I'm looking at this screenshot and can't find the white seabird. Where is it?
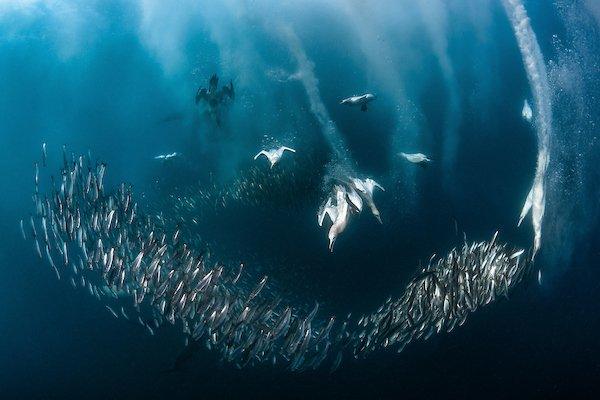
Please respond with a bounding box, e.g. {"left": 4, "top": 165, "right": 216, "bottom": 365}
{"left": 353, "top": 178, "right": 385, "bottom": 224}
{"left": 154, "top": 152, "right": 180, "bottom": 161}
{"left": 328, "top": 185, "right": 350, "bottom": 251}
{"left": 340, "top": 93, "right": 377, "bottom": 112}
{"left": 254, "top": 146, "right": 296, "bottom": 168}
{"left": 351, "top": 178, "right": 384, "bottom": 223}
{"left": 522, "top": 99, "right": 533, "bottom": 122}
{"left": 400, "top": 152, "right": 432, "bottom": 165}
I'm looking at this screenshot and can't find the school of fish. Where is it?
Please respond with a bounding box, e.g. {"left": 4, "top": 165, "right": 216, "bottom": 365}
{"left": 23, "top": 144, "right": 531, "bottom": 372}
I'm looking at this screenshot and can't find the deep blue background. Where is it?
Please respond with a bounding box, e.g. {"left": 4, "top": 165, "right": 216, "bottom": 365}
{"left": 0, "top": 1, "right": 599, "bottom": 398}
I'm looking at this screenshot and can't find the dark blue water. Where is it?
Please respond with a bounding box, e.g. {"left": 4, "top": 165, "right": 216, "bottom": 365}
{"left": 1, "top": 1, "right": 599, "bottom": 398}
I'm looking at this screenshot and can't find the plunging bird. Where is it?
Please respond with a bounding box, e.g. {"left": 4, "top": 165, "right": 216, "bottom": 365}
{"left": 400, "top": 152, "right": 432, "bottom": 165}
{"left": 253, "top": 146, "right": 296, "bottom": 168}
{"left": 351, "top": 177, "right": 385, "bottom": 223}
{"left": 340, "top": 93, "right": 376, "bottom": 111}
{"left": 154, "top": 152, "right": 180, "bottom": 161}
{"left": 328, "top": 185, "right": 350, "bottom": 251}
{"left": 195, "top": 74, "right": 235, "bottom": 127}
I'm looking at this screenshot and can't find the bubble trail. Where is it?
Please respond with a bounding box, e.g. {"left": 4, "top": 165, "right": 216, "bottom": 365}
{"left": 276, "top": 25, "right": 354, "bottom": 173}
{"left": 416, "top": 0, "right": 461, "bottom": 187}
{"left": 502, "top": 0, "right": 553, "bottom": 258}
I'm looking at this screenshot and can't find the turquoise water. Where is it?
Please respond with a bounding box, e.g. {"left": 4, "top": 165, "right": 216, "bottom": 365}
{"left": 0, "top": 1, "right": 599, "bottom": 398}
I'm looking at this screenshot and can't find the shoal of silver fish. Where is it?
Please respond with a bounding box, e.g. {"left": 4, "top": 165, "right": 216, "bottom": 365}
{"left": 24, "top": 145, "right": 531, "bottom": 372}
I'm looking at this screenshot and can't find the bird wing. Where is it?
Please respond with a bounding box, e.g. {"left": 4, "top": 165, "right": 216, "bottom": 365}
{"left": 254, "top": 151, "right": 267, "bottom": 160}
{"left": 317, "top": 208, "right": 326, "bottom": 226}
{"left": 281, "top": 146, "right": 296, "bottom": 153}
{"left": 318, "top": 198, "right": 338, "bottom": 226}
{"left": 346, "top": 189, "right": 363, "bottom": 211}
{"left": 372, "top": 179, "right": 385, "bottom": 192}
{"left": 154, "top": 155, "right": 165, "bottom": 160}
{"left": 351, "top": 178, "right": 366, "bottom": 193}
{"left": 325, "top": 206, "right": 338, "bottom": 225}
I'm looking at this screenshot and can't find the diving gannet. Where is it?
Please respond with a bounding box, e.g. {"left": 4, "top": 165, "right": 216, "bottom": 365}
{"left": 328, "top": 185, "right": 350, "bottom": 251}
{"left": 340, "top": 93, "right": 376, "bottom": 112}
{"left": 400, "top": 152, "right": 432, "bottom": 165}
{"left": 254, "top": 146, "right": 296, "bottom": 168}
{"left": 154, "top": 152, "right": 180, "bottom": 161}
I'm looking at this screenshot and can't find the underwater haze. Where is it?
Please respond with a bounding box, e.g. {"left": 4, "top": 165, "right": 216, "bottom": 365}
{"left": 1, "top": 0, "right": 599, "bottom": 398}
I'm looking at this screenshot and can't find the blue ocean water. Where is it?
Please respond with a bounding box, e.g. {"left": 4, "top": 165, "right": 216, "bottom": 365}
{"left": 0, "top": 1, "right": 598, "bottom": 398}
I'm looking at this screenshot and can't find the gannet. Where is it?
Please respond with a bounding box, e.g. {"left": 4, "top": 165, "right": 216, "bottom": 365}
{"left": 362, "top": 178, "right": 385, "bottom": 223}
{"left": 328, "top": 185, "right": 350, "bottom": 251}
{"left": 195, "top": 74, "right": 235, "bottom": 127}
{"left": 340, "top": 93, "right": 376, "bottom": 112}
{"left": 351, "top": 178, "right": 384, "bottom": 223}
{"left": 254, "top": 146, "right": 296, "bottom": 168}
{"left": 154, "top": 152, "right": 180, "bottom": 161}
{"left": 400, "top": 152, "right": 432, "bottom": 165}
{"left": 522, "top": 99, "right": 533, "bottom": 122}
